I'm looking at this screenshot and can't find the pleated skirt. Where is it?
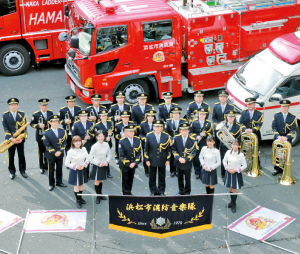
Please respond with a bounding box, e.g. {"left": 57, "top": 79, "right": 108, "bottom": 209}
{"left": 68, "top": 168, "right": 88, "bottom": 186}
{"left": 224, "top": 171, "right": 244, "bottom": 189}
{"left": 201, "top": 168, "right": 218, "bottom": 185}
{"left": 90, "top": 165, "right": 108, "bottom": 181}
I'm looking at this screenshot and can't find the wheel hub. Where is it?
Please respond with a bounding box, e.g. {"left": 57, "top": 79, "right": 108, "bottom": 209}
{"left": 124, "top": 84, "right": 144, "bottom": 104}
{"left": 4, "top": 51, "right": 24, "bottom": 70}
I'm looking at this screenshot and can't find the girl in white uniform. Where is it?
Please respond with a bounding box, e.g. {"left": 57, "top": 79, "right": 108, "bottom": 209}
{"left": 65, "top": 136, "right": 89, "bottom": 208}
{"left": 89, "top": 131, "right": 111, "bottom": 204}
{"left": 199, "top": 136, "right": 221, "bottom": 194}
{"left": 223, "top": 139, "right": 247, "bottom": 213}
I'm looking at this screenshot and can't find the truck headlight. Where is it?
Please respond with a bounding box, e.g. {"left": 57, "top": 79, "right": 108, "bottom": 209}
{"left": 82, "top": 90, "right": 89, "bottom": 97}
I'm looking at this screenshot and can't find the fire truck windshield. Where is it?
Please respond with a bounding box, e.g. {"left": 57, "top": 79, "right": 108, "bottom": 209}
{"left": 73, "top": 28, "right": 93, "bottom": 55}
{"left": 236, "top": 56, "right": 283, "bottom": 96}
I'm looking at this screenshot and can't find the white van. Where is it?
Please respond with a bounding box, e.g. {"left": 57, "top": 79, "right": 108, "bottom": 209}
{"left": 226, "top": 31, "right": 300, "bottom": 145}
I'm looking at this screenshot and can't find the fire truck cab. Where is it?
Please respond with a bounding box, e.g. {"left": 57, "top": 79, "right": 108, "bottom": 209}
{"left": 227, "top": 32, "right": 300, "bottom": 145}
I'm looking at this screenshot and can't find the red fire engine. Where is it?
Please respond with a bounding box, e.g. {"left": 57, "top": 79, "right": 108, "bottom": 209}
{"left": 60, "top": 0, "right": 300, "bottom": 104}
{"left": 0, "top": 0, "right": 72, "bottom": 76}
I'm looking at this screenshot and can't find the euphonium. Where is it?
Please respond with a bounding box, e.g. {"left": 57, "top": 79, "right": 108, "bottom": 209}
{"left": 0, "top": 122, "right": 30, "bottom": 153}
{"left": 272, "top": 139, "right": 296, "bottom": 185}
{"left": 241, "top": 132, "right": 262, "bottom": 177}
{"left": 216, "top": 121, "right": 235, "bottom": 149}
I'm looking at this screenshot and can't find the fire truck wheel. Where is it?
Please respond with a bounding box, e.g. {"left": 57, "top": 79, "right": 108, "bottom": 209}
{"left": 0, "top": 44, "right": 31, "bottom": 76}
{"left": 118, "top": 79, "right": 150, "bottom": 104}
{"left": 291, "top": 127, "right": 300, "bottom": 146}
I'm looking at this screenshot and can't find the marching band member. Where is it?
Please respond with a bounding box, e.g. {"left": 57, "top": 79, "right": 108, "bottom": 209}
{"left": 131, "top": 92, "right": 154, "bottom": 125}
{"left": 2, "top": 98, "right": 28, "bottom": 180}
{"left": 114, "top": 111, "right": 136, "bottom": 164}
{"left": 30, "top": 98, "right": 53, "bottom": 174}
{"left": 172, "top": 122, "right": 198, "bottom": 195}
{"left": 158, "top": 92, "right": 177, "bottom": 121}
{"left": 108, "top": 91, "right": 131, "bottom": 123}
{"left": 199, "top": 136, "right": 221, "bottom": 194}
{"left": 164, "top": 106, "right": 186, "bottom": 178}
{"left": 59, "top": 95, "right": 81, "bottom": 153}
{"left": 139, "top": 109, "right": 156, "bottom": 177}
{"left": 239, "top": 97, "right": 264, "bottom": 168}
{"left": 190, "top": 108, "right": 213, "bottom": 179}
{"left": 219, "top": 110, "right": 242, "bottom": 181}
{"left": 43, "top": 115, "right": 67, "bottom": 191}
{"left": 65, "top": 136, "right": 89, "bottom": 208}
{"left": 86, "top": 94, "right": 106, "bottom": 123}
{"left": 271, "top": 99, "right": 298, "bottom": 176}
{"left": 118, "top": 124, "right": 142, "bottom": 195}
{"left": 186, "top": 90, "right": 211, "bottom": 120}
{"left": 72, "top": 110, "right": 94, "bottom": 179}
{"left": 144, "top": 120, "right": 171, "bottom": 196}
{"left": 212, "top": 90, "right": 234, "bottom": 148}
{"left": 94, "top": 109, "right": 113, "bottom": 178}
{"left": 89, "top": 131, "right": 111, "bottom": 204}
{"left": 223, "top": 139, "right": 247, "bottom": 213}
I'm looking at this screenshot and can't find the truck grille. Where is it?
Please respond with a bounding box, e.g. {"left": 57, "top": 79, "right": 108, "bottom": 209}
{"left": 66, "top": 57, "right": 80, "bottom": 84}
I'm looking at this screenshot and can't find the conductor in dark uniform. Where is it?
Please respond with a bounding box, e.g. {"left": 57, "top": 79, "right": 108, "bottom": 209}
{"left": 186, "top": 90, "right": 211, "bottom": 120}
{"left": 172, "top": 122, "right": 198, "bottom": 195}
{"left": 43, "top": 115, "right": 67, "bottom": 191}
{"left": 2, "top": 98, "right": 28, "bottom": 180}
{"left": 59, "top": 95, "right": 81, "bottom": 153}
{"left": 86, "top": 94, "right": 107, "bottom": 123}
{"left": 118, "top": 124, "right": 142, "bottom": 195}
{"left": 158, "top": 92, "right": 178, "bottom": 121}
{"left": 131, "top": 93, "right": 154, "bottom": 125}
{"left": 164, "top": 106, "right": 186, "bottom": 177}
{"left": 190, "top": 108, "right": 213, "bottom": 179}
{"left": 144, "top": 120, "right": 171, "bottom": 196}
{"left": 108, "top": 91, "right": 131, "bottom": 123}
{"left": 272, "top": 100, "right": 298, "bottom": 175}
{"left": 30, "top": 98, "right": 53, "bottom": 174}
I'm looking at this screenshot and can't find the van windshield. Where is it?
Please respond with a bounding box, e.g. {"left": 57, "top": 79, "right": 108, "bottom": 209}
{"left": 236, "top": 56, "right": 283, "bottom": 96}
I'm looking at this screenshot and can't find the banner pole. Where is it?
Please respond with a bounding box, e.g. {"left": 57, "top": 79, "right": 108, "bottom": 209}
{"left": 224, "top": 194, "right": 231, "bottom": 253}
{"left": 16, "top": 209, "right": 29, "bottom": 254}
{"left": 261, "top": 241, "right": 298, "bottom": 254}
{"left": 92, "top": 195, "right": 96, "bottom": 251}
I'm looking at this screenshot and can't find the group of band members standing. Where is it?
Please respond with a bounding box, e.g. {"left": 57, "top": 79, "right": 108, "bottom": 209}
{"left": 1, "top": 88, "right": 298, "bottom": 212}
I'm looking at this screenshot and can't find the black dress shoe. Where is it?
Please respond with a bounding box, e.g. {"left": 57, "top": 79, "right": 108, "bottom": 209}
{"left": 21, "top": 172, "right": 28, "bottom": 178}
{"left": 272, "top": 170, "right": 279, "bottom": 176}
{"left": 227, "top": 202, "right": 232, "bottom": 208}
{"left": 56, "top": 183, "right": 67, "bottom": 187}
{"left": 40, "top": 169, "right": 45, "bottom": 174}
{"left": 79, "top": 199, "right": 86, "bottom": 204}
{"left": 76, "top": 201, "right": 82, "bottom": 208}
{"left": 49, "top": 186, "right": 54, "bottom": 191}
{"left": 150, "top": 193, "right": 155, "bottom": 196}
{"left": 145, "top": 173, "right": 149, "bottom": 177}
{"left": 101, "top": 196, "right": 107, "bottom": 200}
{"left": 195, "top": 174, "right": 200, "bottom": 179}
{"left": 170, "top": 172, "right": 175, "bottom": 178}
{"left": 10, "top": 173, "right": 15, "bottom": 180}
{"left": 231, "top": 204, "right": 236, "bottom": 213}
{"left": 95, "top": 197, "right": 101, "bottom": 204}
{"left": 176, "top": 193, "right": 183, "bottom": 196}
{"left": 107, "top": 174, "right": 113, "bottom": 178}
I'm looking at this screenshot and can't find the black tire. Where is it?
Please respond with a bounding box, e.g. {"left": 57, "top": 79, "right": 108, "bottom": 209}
{"left": 0, "top": 44, "right": 31, "bottom": 76}
{"left": 291, "top": 126, "right": 300, "bottom": 146}
{"left": 118, "top": 79, "right": 150, "bottom": 104}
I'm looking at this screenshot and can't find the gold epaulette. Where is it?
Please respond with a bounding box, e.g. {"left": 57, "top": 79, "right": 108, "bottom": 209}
{"left": 133, "top": 103, "right": 138, "bottom": 107}
{"left": 180, "top": 118, "right": 185, "bottom": 121}
{"left": 95, "top": 121, "right": 101, "bottom": 125}
{"left": 18, "top": 110, "right": 24, "bottom": 113}
{"left": 189, "top": 135, "right": 196, "bottom": 140}
{"left": 192, "top": 119, "right": 198, "bottom": 122}
{"left": 111, "top": 104, "right": 116, "bottom": 107}
{"left": 87, "top": 119, "right": 94, "bottom": 122}
{"left": 3, "top": 111, "right": 9, "bottom": 114}
{"left": 173, "top": 103, "right": 178, "bottom": 106}
{"left": 206, "top": 119, "right": 212, "bottom": 123}
{"left": 120, "top": 137, "right": 126, "bottom": 141}
{"left": 242, "top": 109, "right": 247, "bottom": 111}
{"left": 34, "top": 110, "right": 39, "bottom": 114}
{"left": 141, "top": 120, "right": 147, "bottom": 123}
{"left": 116, "top": 121, "right": 122, "bottom": 125}
{"left": 175, "top": 134, "right": 181, "bottom": 137}
{"left": 228, "top": 103, "right": 234, "bottom": 106}
{"left": 74, "top": 120, "right": 80, "bottom": 123}
{"left": 215, "top": 102, "right": 220, "bottom": 105}
{"left": 107, "top": 120, "right": 112, "bottom": 122}
{"left": 60, "top": 106, "right": 66, "bottom": 109}
{"left": 290, "top": 112, "right": 296, "bottom": 116}
{"left": 129, "top": 121, "right": 134, "bottom": 123}
{"left": 159, "top": 103, "right": 164, "bottom": 106}
{"left": 125, "top": 103, "right": 131, "bottom": 106}
{"left": 48, "top": 110, "right": 53, "bottom": 112}
{"left": 203, "top": 101, "right": 209, "bottom": 105}
{"left": 146, "top": 103, "right": 152, "bottom": 106}
{"left": 148, "top": 131, "right": 154, "bottom": 134}
{"left": 256, "top": 110, "right": 262, "bottom": 113}
{"left": 189, "top": 101, "right": 194, "bottom": 105}
{"left": 166, "top": 118, "right": 172, "bottom": 121}
{"left": 59, "top": 127, "right": 65, "bottom": 130}
{"left": 86, "top": 106, "right": 92, "bottom": 109}
{"left": 101, "top": 105, "right": 107, "bottom": 108}
{"left": 75, "top": 105, "right": 81, "bottom": 108}
{"left": 275, "top": 111, "right": 281, "bottom": 114}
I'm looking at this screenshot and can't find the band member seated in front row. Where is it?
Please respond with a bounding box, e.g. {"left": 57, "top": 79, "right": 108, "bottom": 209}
{"left": 144, "top": 120, "right": 171, "bottom": 196}
{"left": 94, "top": 110, "right": 113, "bottom": 178}
{"left": 72, "top": 110, "right": 95, "bottom": 179}
{"left": 223, "top": 139, "right": 247, "bottom": 213}
{"left": 89, "top": 131, "right": 111, "bottom": 204}
{"left": 118, "top": 124, "right": 142, "bottom": 195}
{"left": 65, "top": 136, "right": 89, "bottom": 208}
{"left": 190, "top": 108, "right": 213, "bottom": 179}
{"left": 271, "top": 99, "right": 298, "bottom": 176}
{"left": 158, "top": 92, "right": 178, "bottom": 121}
{"left": 43, "top": 115, "right": 67, "bottom": 191}
{"left": 172, "top": 122, "right": 198, "bottom": 195}
{"left": 2, "top": 98, "right": 28, "bottom": 180}
{"left": 164, "top": 106, "right": 186, "bottom": 178}
{"left": 199, "top": 136, "right": 221, "bottom": 194}
{"left": 139, "top": 109, "right": 156, "bottom": 177}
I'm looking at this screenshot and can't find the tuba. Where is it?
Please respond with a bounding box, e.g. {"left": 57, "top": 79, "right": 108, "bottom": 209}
{"left": 241, "top": 133, "right": 262, "bottom": 177}
{"left": 272, "top": 139, "right": 296, "bottom": 185}
{"left": 216, "top": 121, "right": 235, "bottom": 149}
{"left": 0, "top": 122, "right": 30, "bottom": 153}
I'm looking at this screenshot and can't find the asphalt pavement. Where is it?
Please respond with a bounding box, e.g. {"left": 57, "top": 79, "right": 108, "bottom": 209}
{"left": 0, "top": 63, "right": 299, "bottom": 254}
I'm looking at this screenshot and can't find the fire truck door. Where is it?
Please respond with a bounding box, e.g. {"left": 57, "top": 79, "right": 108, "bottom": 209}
{"left": 0, "top": 17, "right": 4, "bottom": 37}
{"left": 141, "top": 20, "right": 176, "bottom": 72}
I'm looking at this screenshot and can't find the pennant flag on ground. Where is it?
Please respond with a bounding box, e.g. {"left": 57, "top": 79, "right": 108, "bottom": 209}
{"left": 0, "top": 209, "right": 24, "bottom": 233}
{"left": 23, "top": 210, "right": 87, "bottom": 233}
{"left": 228, "top": 206, "right": 295, "bottom": 241}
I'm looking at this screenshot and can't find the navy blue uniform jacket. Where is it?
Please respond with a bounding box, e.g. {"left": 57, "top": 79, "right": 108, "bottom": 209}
{"left": 272, "top": 112, "right": 297, "bottom": 141}
{"left": 118, "top": 137, "right": 142, "bottom": 169}
{"left": 30, "top": 110, "right": 53, "bottom": 142}
{"left": 43, "top": 128, "right": 67, "bottom": 159}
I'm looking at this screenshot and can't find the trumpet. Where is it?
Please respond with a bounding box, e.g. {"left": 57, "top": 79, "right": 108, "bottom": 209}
{"left": 65, "top": 112, "right": 72, "bottom": 135}
{"left": 241, "top": 132, "right": 262, "bottom": 177}
{"left": 38, "top": 115, "right": 44, "bottom": 135}
{"left": 272, "top": 139, "right": 296, "bottom": 185}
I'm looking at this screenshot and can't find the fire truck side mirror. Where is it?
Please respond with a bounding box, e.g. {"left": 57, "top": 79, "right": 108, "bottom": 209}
{"left": 59, "top": 32, "right": 68, "bottom": 42}
{"left": 71, "top": 37, "right": 79, "bottom": 49}
{"left": 269, "top": 93, "right": 282, "bottom": 102}
{"left": 64, "top": 5, "right": 69, "bottom": 17}
{"left": 68, "top": 49, "right": 76, "bottom": 59}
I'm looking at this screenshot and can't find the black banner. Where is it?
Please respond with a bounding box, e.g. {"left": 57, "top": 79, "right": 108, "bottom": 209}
{"left": 109, "top": 195, "right": 213, "bottom": 238}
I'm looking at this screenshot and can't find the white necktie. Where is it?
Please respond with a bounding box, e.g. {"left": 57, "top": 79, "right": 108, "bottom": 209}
{"left": 149, "top": 123, "right": 152, "bottom": 130}
{"left": 53, "top": 129, "right": 58, "bottom": 137}
{"left": 183, "top": 138, "right": 186, "bottom": 146}
{"left": 83, "top": 123, "right": 86, "bottom": 130}
{"left": 12, "top": 113, "right": 16, "bottom": 121}
{"left": 130, "top": 139, "right": 133, "bottom": 147}
{"left": 141, "top": 106, "right": 144, "bottom": 113}
{"left": 200, "top": 121, "right": 203, "bottom": 129}
{"left": 43, "top": 112, "right": 47, "bottom": 119}
{"left": 228, "top": 124, "right": 232, "bottom": 131}
{"left": 284, "top": 115, "right": 287, "bottom": 123}
{"left": 175, "top": 121, "right": 178, "bottom": 130}
{"left": 250, "top": 111, "right": 253, "bottom": 119}
{"left": 70, "top": 109, "right": 74, "bottom": 117}
{"left": 222, "top": 106, "right": 225, "bottom": 113}
{"left": 156, "top": 134, "right": 160, "bottom": 143}
{"left": 166, "top": 105, "right": 170, "bottom": 113}
{"left": 119, "top": 105, "right": 123, "bottom": 112}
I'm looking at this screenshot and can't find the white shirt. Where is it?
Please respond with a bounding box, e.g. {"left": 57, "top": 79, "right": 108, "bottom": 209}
{"left": 65, "top": 147, "right": 89, "bottom": 170}
{"left": 140, "top": 105, "right": 145, "bottom": 113}
{"left": 94, "top": 106, "right": 99, "bottom": 114}
{"left": 223, "top": 150, "right": 247, "bottom": 173}
{"left": 10, "top": 111, "right": 17, "bottom": 121}
{"left": 68, "top": 107, "right": 74, "bottom": 116}
{"left": 221, "top": 103, "right": 227, "bottom": 113}
{"left": 89, "top": 142, "right": 111, "bottom": 166}
{"left": 127, "top": 137, "right": 134, "bottom": 146}
{"left": 199, "top": 120, "right": 204, "bottom": 128}
{"left": 199, "top": 146, "right": 221, "bottom": 172}
{"left": 51, "top": 127, "right": 58, "bottom": 137}
{"left": 41, "top": 110, "right": 47, "bottom": 119}
{"left": 249, "top": 110, "right": 254, "bottom": 119}
{"left": 118, "top": 104, "right": 124, "bottom": 112}
{"left": 173, "top": 119, "right": 179, "bottom": 130}
{"left": 182, "top": 136, "right": 188, "bottom": 146}
{"left": 196, "top": 102, "right": 202, "bottom": 109}
{"left": 282, "top": 113, "right": 288, "bottom": 122}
